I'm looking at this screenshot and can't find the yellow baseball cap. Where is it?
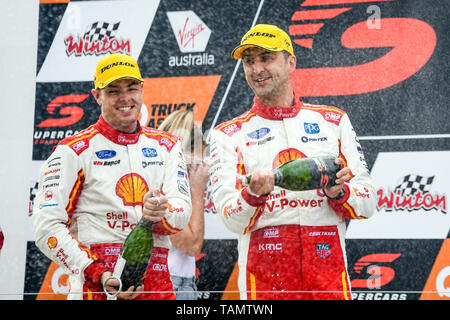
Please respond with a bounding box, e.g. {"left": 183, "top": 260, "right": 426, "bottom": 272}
{"left": 93, "top": 53, "right": 144, "bottom": 89}
{"left": 231, "top": 24, "right": 294, "bottom": 59}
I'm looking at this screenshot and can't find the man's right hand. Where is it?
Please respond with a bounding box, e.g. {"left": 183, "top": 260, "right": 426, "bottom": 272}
{"left": 241, "top": 170, "right": 275, "bottom": 196}
{"left": 101, "top": 271, "right": 144, "bottom": 300}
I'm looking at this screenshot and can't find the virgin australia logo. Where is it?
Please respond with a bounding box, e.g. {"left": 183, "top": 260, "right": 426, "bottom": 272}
{"left": 166, "top": 10, "right": 214, "bottom": 67}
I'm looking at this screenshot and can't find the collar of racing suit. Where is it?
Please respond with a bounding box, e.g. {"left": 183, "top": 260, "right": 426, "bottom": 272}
{"left": 94, "top": 115, "right": 141, "bottom": 145}
{"left": 250, "top": 93, "right": 302, "bottom": 120}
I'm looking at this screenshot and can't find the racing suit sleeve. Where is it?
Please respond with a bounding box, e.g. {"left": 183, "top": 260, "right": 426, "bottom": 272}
{"left": 209, "top": 129, "right": 267, "bottom": 235}
{"left": 154, "top": 140, "right": 192, "bottom": 235}
{"left": 33, "top": 145, "right": 100, "bottom": 283}
{"left": 327, "top": 113, "right": 376, "bottom": 219}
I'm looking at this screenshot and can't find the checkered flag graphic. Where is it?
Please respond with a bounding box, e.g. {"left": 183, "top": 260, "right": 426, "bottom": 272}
{"left": 84, "top": 21, "right": 120, "bottom": 42}
{"left": 394, "top": 174, "right": 434, "bottom": 196}
{"left": 29, "top": 181, "right": 39, "bottom": 216}
{"left": 30, "top": 181, "right": 39, "bottom": 202}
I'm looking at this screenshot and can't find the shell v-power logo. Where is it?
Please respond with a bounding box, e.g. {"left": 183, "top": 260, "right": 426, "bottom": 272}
{"left": 289, "top": 0, "right": 437, "bottom": 96}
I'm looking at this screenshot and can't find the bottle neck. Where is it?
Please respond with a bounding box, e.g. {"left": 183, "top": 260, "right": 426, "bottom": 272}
{"left": 272, "top": 168, "right": 283, "bottom": 186}
{"left": 139, "top": 217, "right": 154, "bottom": 230}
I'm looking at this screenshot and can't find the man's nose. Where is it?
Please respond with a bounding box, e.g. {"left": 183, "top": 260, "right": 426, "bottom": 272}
{"left": 252, "top": 60, "right": 265, "bottom": 74}
{"left": 118, "top": 90, "right": 130, "bottom": 101}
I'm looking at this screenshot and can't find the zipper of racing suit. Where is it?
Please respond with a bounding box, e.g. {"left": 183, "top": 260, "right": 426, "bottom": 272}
{"left": 282, "top": 116, "right": 304, "bottom": 284}
{"left": 126, "top": 142, "right": 142, "bottom": 225}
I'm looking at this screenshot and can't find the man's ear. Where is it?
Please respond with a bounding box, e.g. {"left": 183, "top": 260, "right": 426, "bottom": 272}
{"left": 91, "top": 88, "right": 102, "bottom": 106}
{"left": 288, "top": 54, "right": 297, "bottom": 74}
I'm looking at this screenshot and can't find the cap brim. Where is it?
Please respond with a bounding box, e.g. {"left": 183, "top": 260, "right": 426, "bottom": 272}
{"left": 97, "top": 75, "right": 144, "bottom": 89}
{"left": 231, "top": 43, "right": 284, "bottom": 59}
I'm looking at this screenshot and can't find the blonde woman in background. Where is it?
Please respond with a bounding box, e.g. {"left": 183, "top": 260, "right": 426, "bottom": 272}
{"left": 158, "top": 110, "right": 209, "bottom": 300}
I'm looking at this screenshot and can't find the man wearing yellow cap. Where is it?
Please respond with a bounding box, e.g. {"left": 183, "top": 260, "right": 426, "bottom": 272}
{"left": 209, "top": 24, "right": 375, "bottom": 300}
{"left": 33, "top": 53, "right": 192, "bottom": 300}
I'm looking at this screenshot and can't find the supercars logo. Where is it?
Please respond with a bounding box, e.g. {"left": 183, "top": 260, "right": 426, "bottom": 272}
{"left": 37, "top": 94, "right": 89, "bottom": 128}
{"left": 290, "top": 0, "right": 437, "bottom": 96}
{"left": 351, "top": 253, "right": 401, "bottom": 289}
{"left": 34, "top": 94, "right": 90, "bottom": 146}
{"left": 115, "top": 173, "right": 149, "bottom": 206}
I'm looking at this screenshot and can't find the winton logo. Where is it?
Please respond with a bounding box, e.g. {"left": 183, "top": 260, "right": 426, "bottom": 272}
{"left": 65, "top": 21, "right": 131, "bottom": 57}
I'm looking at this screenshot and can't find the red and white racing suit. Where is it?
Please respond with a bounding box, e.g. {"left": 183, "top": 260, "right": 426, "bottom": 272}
{"left": 209, "top": 95, "right": 376, "bottom": 300}
{"left": 33, "top": 116, "right": 192, "bottom": 300}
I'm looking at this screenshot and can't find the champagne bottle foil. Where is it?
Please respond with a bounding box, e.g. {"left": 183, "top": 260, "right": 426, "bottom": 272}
{"left": 307, "top": 157, "right": 338, "bottom": 189}
{"left": 273, "top": 169, "right": 284, "bottom": 186}
{"left": 139, "top": 216, "right": 154, "bottom": 230}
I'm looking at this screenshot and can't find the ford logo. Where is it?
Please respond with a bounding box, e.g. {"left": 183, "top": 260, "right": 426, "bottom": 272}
{"left": 247, "top": 127, "right": 270, "bottom": 139}
{"left": 95, "top": 150, "right": 116, "bottom": 159}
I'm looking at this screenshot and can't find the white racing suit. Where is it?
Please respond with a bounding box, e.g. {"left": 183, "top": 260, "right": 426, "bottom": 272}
{"left": 209, "top": 95, "right": 376, "bottom": 300}
{"left": 33, "top": 115, "right": 192, "bottom": 300}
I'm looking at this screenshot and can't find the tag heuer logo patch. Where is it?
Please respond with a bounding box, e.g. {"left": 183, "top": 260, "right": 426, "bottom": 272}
{"left": 316, "top": 243, "right": 331, "bottom": 259}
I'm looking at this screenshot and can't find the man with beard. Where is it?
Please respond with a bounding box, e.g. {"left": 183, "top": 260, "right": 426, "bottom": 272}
{"left": 209, "top": 24, "right": 375, "bottom": 300}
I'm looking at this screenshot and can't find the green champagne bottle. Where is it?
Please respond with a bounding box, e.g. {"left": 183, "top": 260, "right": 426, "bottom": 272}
{"left": 245, "top": 156, "right": 340, "bottom": 191}
{"left": 114, "top": 216, "right": 154, "bottom": 290}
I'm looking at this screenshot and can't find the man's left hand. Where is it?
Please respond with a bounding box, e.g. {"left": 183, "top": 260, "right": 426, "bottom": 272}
{"left": 324, "top": 158, "right": 351, "bottom": 198}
